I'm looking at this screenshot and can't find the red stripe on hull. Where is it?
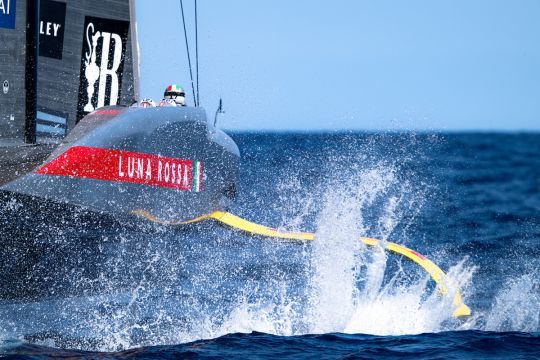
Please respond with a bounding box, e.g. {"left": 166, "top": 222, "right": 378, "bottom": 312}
{"left": 92, "top": 109, "right": 122, "bottom": 116}
{"left": 36, "top": 146, "right": 200, "bottom": 191}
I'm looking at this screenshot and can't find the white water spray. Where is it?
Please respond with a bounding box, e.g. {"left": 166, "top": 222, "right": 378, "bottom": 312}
{"left": 484, "top": 273, "right": 539, "bottom": 332}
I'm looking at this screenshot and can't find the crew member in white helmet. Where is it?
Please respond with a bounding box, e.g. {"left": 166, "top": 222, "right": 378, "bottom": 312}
{"left": 138, "top": 98, "right": 156, "bottom": 108}
{"left": 160, "top": 84, "right": 186, "bottom": 106}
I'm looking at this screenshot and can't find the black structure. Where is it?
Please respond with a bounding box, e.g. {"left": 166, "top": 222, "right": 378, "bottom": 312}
{"left": 0, "top": 0, "right": 139, "bottom": 143}
{"left": 24, "top": 0, "right": 39, "bottom": 144}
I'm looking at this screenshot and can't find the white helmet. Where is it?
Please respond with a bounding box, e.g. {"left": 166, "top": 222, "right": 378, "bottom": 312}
{"left": 139, "top": 98, "right": 156, "bottom": 108}
{"left": 164, "top": 84, "right": 186, "bottom": 106}
{"left": 158, "top": 99, "right": 177, "bottom": 107}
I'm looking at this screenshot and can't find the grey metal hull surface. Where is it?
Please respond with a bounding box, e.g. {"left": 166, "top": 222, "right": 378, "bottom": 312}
{"left": 1, "top": 106, "right": 240, "bottom": 222}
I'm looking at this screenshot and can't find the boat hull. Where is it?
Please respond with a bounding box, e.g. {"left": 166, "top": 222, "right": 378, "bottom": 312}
{"left": 1, "top": 106, "right": 240, "bottom": 222}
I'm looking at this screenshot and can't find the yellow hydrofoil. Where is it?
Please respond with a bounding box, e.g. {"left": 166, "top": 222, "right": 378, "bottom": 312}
{"left": 132, "top": 209, "right": 471, "bottom": 318}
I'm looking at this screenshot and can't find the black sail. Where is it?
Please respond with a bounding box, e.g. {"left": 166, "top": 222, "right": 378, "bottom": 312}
{"left": 0, "top": 0, "right": 139, "bottom": 182}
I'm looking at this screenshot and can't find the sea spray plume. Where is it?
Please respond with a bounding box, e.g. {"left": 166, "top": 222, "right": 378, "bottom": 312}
{"left": 211, "top": 148, "right": 457, "bottom": 337}
{"left": 196, "top": 164, "right": 405, "bottom": 338}
{"left": 201, "top": 163, "right": 438, "bottom": 338}
{"left": 298, "top": 152, "right": 475, "bottom": 335}
{"left": 306, "top": 167, "right": 396, "bottom": 334}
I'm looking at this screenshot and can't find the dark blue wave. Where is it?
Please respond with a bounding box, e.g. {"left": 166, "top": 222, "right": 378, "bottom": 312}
{"left": 2, "top": 331, "right": 540, "bottom": 359}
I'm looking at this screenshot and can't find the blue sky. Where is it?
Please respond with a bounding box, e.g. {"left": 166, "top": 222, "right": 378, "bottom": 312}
{"left": 136, "top": 0, "right": 540, "bottom": 131}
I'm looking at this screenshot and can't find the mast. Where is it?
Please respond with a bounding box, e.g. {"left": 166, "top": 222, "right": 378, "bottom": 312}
{"left": 195, "top": 0, "right": 199, "bottom": 106}
{"left": 24, "top": 0, "right": 40, "bottom": 144}
{"left": 129, "top": 0, "right": 140, "bottom": 101}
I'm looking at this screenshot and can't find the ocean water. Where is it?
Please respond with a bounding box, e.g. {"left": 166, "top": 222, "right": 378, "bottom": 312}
{"left": 0, "top": 132, "right": 538, "bottom": 359}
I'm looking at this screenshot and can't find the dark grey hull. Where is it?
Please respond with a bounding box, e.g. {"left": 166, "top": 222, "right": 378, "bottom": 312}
{"left": 1, "top": 106, "right": 240, "bottom": 222}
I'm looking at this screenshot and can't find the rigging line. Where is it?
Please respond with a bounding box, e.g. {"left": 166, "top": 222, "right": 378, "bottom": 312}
{"left": 179, "top": 0, "right": 197, "bottom": 106}
{"left": 195, "top": 0, "right": 200, "bottom": 107}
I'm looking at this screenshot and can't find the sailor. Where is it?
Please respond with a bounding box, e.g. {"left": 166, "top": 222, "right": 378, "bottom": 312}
{"left": 157, "top": 98, "right": 177, "bottom": 107}
{"left": 162, "top": 84, "right": 186, "bottom": 106}
{"left": 138, "top": 98, "right": 156, "bottom": 108}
